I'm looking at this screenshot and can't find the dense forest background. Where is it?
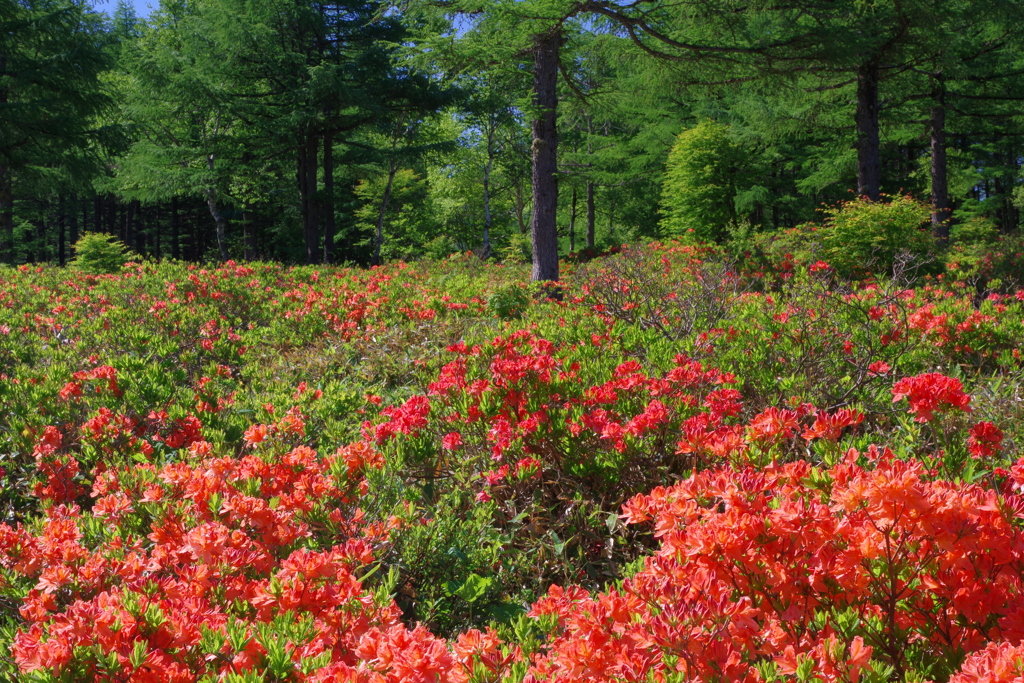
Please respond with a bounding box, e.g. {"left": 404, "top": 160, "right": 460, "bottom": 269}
{"left": 2, "top": 0, "right": 1023, "bottom": 270}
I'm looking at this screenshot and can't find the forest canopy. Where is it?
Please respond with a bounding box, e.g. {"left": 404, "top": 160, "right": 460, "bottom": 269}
{"left": 1, "top": 0, "right": 1023, "bottom": 274}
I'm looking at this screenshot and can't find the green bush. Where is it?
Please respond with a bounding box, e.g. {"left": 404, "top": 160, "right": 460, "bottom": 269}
{"left": 659, "top": 120, "right": 748, "bottom": 243}
{"left": 487, "top": 282, "right": 530, "bottom": 319}
{"left": 819, "top": 194, "right": 934, "bottom": 278}
{"left": 70, "top": 232, "right": 135, "bottom": 274}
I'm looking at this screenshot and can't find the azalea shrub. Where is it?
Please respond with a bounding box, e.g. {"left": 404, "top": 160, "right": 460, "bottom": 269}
{"left": 2, "top": 244, "right": 1024, "bottom": 683}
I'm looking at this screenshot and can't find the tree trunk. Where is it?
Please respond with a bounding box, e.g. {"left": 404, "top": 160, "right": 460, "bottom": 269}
{"left": 153, "top": 204, "right": 161, "bottom": 259}
{"left": 373, "top": 163, "right": 398, "bottom": 267}
{"left": 205, "top": 153, "right": 229, "bottom": 261}
{"left": 243, "top": 206, "right": 257, "bottom": 261}
{"left": 930, "top": 80, "right": 951, "bottom": 243}
{"left": 107, "top": 195, "right": 117, "bottom": 235}
{"left": 530, "top": 31, "right": 561, "bottom": 282}
{"left": 569, "top": 186, "right": 577, "bottom": 253}
{"left": 70, "top": 195, "right": 79, "bottom": 253}
{"left": 482, "top": 126, "right": 495, "bottom": 259}
{"left": 586, "top": 181, "right": 595, "bottom": 249}
{"left": 323, "top": 131, "right": 335, "bottom": 264}
{"left": 126, "top": 200, "right": 137, "bottom": 253}
{"left": 58, "top": 196, "right": 66, "bottom": 267}
{"left": 119, "top": 203, "right": 127, "bottom": 243}
{"left": 300, "top": 132, "right": 320, "bottom": 264}
{"left": 0, "top": 162, "right": 12, "bottom": 264}
{"left": 856, "top": 60, "right": 882, "bottom": 201}
{"left": 171, "top": 196, "right": 180, "bottom": 260}
{"left": 0, "top": 55, "right": 10, "bottom": 264}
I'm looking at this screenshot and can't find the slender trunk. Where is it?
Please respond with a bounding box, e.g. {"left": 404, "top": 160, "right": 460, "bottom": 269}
{"left": 171, "top": 196, "right": 181, "bottom": 260}
{"left": 70, "top": 195, "right": 79, "bottom": 254}
{"left": 482, "top": 125, "right": 494, "bottom": 259}
{"left": 243, "top": 206, "right": 257, "bottom": 261}
{"left": 530, "top": 30, "right": 561, "bottom": 282}
{"left": 586, "top": 181, "right": 595, "bottom": 249}
{"left": 301, "top": 133, "right": 320, "bottom": 264}
{"left": 930, "top": 79, "right": 951, "bottom": 243}
{"left": 0, "top": 56, "right": 10, "bottom": 264}
{"left": 323, "top": 131, "right": 335, "bottom": 264}
{"left": 0, "top": 162, "right": 12, "bottom": 264}
{"left": 28, "top": 210, "right": 42, "bottom": 263}
{"left": 192, "top": 205, "right": 202, "bottom": 261}
{"left": 58, "top": 196, "right": 66, "bottom": 266}
{"left": 107, "top": 195, "right": 117, "bottom": 235}
{"left": 569, "top": 186, "right": 577, "bottom": 254}
{"left": 856, "top": 60, "right": 882, "bottom": 201}
{"left": 154, "top": 204, "right": 161, "bottom": 259}
{"left": 204, "top": 154, "right": 228, "bottom": 260}
{"left": 374, "top": 163, "right": 398, "bottom": 267}
{"left": 127, "top": 200, "right": 138, "bottom": 253}
{"left": 119, "top": 203, "right": 127, "bottom": 243}
{"left": 514, "top": 180, "right": 527, "bottom": 234}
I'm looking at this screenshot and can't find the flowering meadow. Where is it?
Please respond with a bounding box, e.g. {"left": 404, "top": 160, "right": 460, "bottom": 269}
{"left": 3, "top": 245, "right": 1024, "bottom": 682}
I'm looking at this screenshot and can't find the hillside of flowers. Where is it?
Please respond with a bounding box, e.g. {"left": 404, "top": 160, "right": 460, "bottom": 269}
{"left": 2, "top": 244, "right": 1024, "bottom": 682}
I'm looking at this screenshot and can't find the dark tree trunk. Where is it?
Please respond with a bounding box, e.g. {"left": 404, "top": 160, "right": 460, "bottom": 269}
{"left": 586, "top": 181, "right": 595, "bottom": 249}
{"left": 299, "top": 132, "right": 320, "bottom": 264}
{"left": 127, "top": 200, "right": 139, "bottom": 253}
{"left": 191, "top": 204, "right": 202, "bottom": 261}
{"left": 0, "top": 55, "right": 10, "bottom": 264}
{"left": 58, "top": 196, "right": 66, "bottom": 266}
{"left": 323, "top": 131, "right": 335, "bottom": 264}
{"left": 119, "top": 203, "right": 127, "bottom": 243}
{"left": 243, "top": 207, "right": 257, "bottom": 261}
{"left": 71, "top": 195, "right": 80, "bottom": 253}
{"left": 171, "top": 196, "right": 181, "bottom": 260}
{"left": 153, "top": 204, "right": 161, "bottom": 259}
{"left": 569, "top": 186, "right": 577, "bottom": 254}
{"left": 530, "top": 31, "right": 561, "bottom": 282}
{"left": 930, "top": 80, "right": 951, "bottom": 243}
{"left": 107, "top": 195, "right": 117, "bottom": 235}
{"left": 856, "top": 60, "right": 882, "bottom": 201}
{"left": 0, "top": 163, "right": 12, "bottom": 264}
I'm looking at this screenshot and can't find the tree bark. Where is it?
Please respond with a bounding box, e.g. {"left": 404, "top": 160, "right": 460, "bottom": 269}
{"left": 0, "top": 162, "right": 12, "bottom": 264}
{"left": 568, "top": 186, "right": 577, "bottom": 254}
{"left": 299, "top": 132, "right": 320, "bottom": 264}
{"left": 530, "top": 31, "right": 561, "bottom": 282}
{"left": 171, "top": 196, "right": 180, "bottom": 260}
{"left": 58, "top": 196, "right": 66, "bottom": 267}
{"left": 243, "top": 206, "right": 257, "bottom": 261}
{"left": 373, "top": 163, "right": 398, "bottom": 267}
{"left": 205, "top": 153, "right": 229, "bottom": 260}
{"left": 482, "top": 124, "right": 495, "bottom": 259}
{"left": 586, "top": 181, "right": 595, "bottom": 249}
{"left": 70, "top": 194, "right": 79, "bottom": 253}
{"left": 856, "top": 60, "right": 882, "bottom": 201}
{"left": 323, "top": 131, "right": 335, "bottom": 264}
{"left": 930, "top": 79, "right": 951, "bottom": 243}
{"left": 107, "top": 195, "right": 117, "bottom": 235}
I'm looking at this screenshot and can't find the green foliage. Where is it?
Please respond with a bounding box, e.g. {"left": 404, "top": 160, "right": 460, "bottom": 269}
{"left": 819, "top": 195, "right": 935, "bottom": 278}
{"left": 659, "top": 121, "right": 749, "bottom": 243}
{"left": 487, "top": 282, "right": 531, "bottom": 319}
{"left": 69, "top": 233, "right": 135, "bottom": 274}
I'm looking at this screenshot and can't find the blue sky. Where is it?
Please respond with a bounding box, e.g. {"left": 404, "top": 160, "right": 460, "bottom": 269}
{"left": 91, "top": 0, "right": 154, "bottom": 19}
